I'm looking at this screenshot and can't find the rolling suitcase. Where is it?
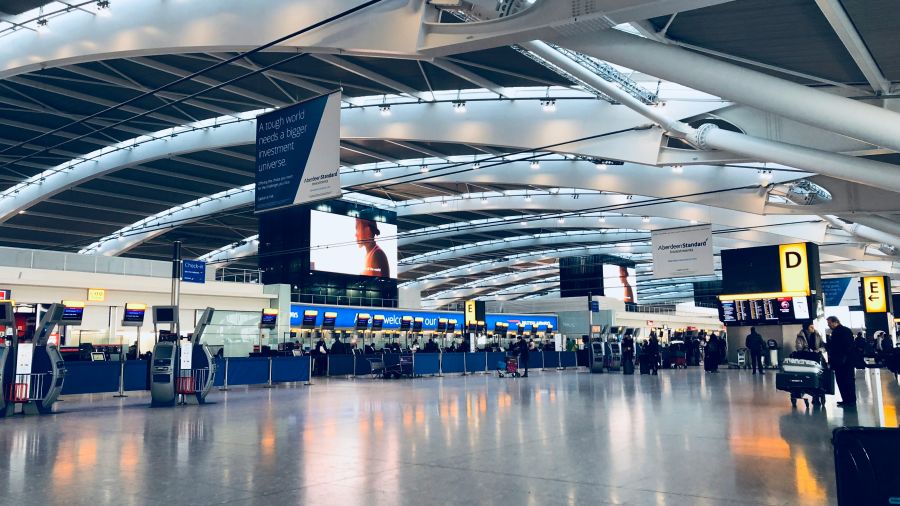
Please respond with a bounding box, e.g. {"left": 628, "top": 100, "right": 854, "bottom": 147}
{"left": 832, "top": 427, "right": 900, "bottom": 505}
{"left": 639, "top": 354, "right": 650, "bottom": 375}
{"left": 623, "top": 358, "right": 634, "bottom": 375}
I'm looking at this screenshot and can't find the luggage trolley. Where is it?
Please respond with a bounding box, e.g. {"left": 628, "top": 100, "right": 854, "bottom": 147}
{"left": 497, "top": 353, "right": 520, "bottom": 378}
{"left": 776, "top": 353, "right": 833, "bottom": 408}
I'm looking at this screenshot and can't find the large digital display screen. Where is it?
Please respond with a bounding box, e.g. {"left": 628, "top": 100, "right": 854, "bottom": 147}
{"left": 603, "top": 265, "right": 637, "bottom": 303}
{"left": 719, "top": 296, "right": 811, "bottom": 326}
{"left": 322, "top": 312, "right": 337, "bottom": 329}
{"left": 309, "top": 210, "right": 398, "bottom": 279}
{"left": 301, "top": 310, "right": 318, "bottom": 328}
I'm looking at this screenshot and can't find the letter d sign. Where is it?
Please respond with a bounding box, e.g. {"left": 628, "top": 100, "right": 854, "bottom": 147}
{"left": 779, "top": 243, "right": 810, "bottom": 294}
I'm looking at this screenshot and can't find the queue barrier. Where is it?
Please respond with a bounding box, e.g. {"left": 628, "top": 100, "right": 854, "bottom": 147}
{"left": 413, "top": 353, "right": 440, "bottom": 376}
{"left": 54, "top": 351, "right": 576, "bottom": 397}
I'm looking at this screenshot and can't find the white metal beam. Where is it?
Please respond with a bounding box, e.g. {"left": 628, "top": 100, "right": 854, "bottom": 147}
{"left": 814, "top": 0, "right": 892, "bottom": 95}
{"left": 429, "top": 58, "right": 514, "bottom": 98}
{"left": 312, "top": 54, "right": 432, "bottom": 101}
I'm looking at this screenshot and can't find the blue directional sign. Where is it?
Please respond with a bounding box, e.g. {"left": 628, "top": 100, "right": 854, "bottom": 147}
{"left": 181, "top": 259, "right": 206, "bottom": 283}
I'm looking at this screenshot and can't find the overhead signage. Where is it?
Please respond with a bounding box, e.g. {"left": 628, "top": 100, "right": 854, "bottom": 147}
{"left": 589, "top": 300, "right": 600, "bottom": 312}
{"left": 255, "top": 92, "right": 342, "bottom": 212}
{"left": 863, "top": 276, "right": 888, "bottom": 313}
{"left": 779, "top": 243, "right": 811, "bottom": 295}
{"left": 260, "top": 309, "right": 278, "bottom": 329}
{"left": 651, "top": 224, "right": 714, "bottom": 279}
{"left": 289, "top": 304, "right": 558, "bottom": 332}
{"left": 719, "top": 295, "right": 812, "bottom": 327}
{"left": 821, "top": 277, "right": 861, "bottom": 307}
{"left": 87, "top": 288, "right": 106, "bottom": 302}
{"left": 465, "top": 300, "right": 477, "bottom": 327}
{"left": 181, "top": 259, "right": 206, "bottom": 283}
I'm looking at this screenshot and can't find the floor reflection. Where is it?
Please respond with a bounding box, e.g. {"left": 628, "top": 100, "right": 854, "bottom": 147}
{"left": 3, "top": 368, "right": 899, "bottom": 505}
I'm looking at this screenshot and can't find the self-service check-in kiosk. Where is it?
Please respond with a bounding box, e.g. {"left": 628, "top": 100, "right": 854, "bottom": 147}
{"left": 3, "top": 302, "right": 70, "bottom": 415}
{"left": 605, "top": 341, "right": 623, "bottom": 371}
{"left": 1, "top": 301, "right": 15, "bottom": 417}
{"left": 150, "top": 306, "right": 217, "bottom": 407}
{"left": 590, "top": 340, "right": 605, "bottom": 374}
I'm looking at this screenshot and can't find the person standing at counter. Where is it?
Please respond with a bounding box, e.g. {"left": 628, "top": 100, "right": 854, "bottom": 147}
{"left": 314, "top": 337, "right": 328, "bottom": 376}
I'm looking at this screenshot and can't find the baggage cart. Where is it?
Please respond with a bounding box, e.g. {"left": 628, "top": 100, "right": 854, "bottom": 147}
{"left": 498, "top": 355, "right": 519, "bottom": 378}
{"left": 776, "top": 356, "right": 833, "bottom": 407}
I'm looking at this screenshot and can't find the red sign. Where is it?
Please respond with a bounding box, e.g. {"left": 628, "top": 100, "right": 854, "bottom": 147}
{"left": 0, "top": 288, "right": 10, "bottom": 300}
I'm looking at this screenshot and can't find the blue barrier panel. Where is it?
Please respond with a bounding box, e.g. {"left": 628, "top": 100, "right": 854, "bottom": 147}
{"left": 465, "top": 352, "right": 487, "bottom": 373}
{"left": 272, "top": 356, "right": 309, "bottom": 383}
{"left": 124, "top": 360, "right": 149, "bottom": 391}
{"left": 486, "top": 352, "right": 506, "bottom": 373}
{"left": 212, "top": 357, "right": 225, "bottom": 387}
{"left": 543, "top": 352, "right": 560, "bottom": 368}
{"left": 226, "top": 357, "right": 270, "bottom": 385}
{"left": 560, "top": 351, "right": 577, "bottom": 368}
{"left": 528, "top": 352, "right": 543, "bottom": 370}
{"left": 354, "top": 355, "right": 379, "bottom": 376}
{"left": 441, "top": 353, "right": 465, "bottom": 374}
{"left": 328, "top": 355, "right": 354, "bottom": 376}
{"left": 62, "top": 361, "right": 120, "bottom": 395}
{"left": 414, "top": 353, "right": 440, "bottom": 376}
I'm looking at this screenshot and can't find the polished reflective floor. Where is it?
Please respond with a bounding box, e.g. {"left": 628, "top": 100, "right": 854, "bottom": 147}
{"left": 2, "top": 367, "right": 899, "bottom": 505}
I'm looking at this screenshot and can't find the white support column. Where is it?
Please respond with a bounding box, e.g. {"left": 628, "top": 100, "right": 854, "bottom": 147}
{"left": 556, "top": 29, "right": 900, "bottom": 153}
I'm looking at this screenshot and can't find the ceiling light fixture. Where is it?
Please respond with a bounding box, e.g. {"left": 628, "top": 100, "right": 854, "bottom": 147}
{"left": 557, "top": 217, "right": 565, "bottom": 224}
{"left": 671, "top": 165, "right": 683, "bottom": 174}
{"left": 374, "top": 169, "right": 382, "bottom": 176}
{"left": 541, "top": 99, "right": 557, "bottom": 113}
{"left": 96, "top": 0, "right": 110, "bottom": 8}
{"left": 641, "top": 216, "right": 651, "bottom": 223}
{"left": 472, "top": 162, "right": 480, "bottom": 170}
{"left": 379, "top": 105, "right": 391, "bottom": 117}
{"left": 530, "top": 160, "right": 540, "bottom": 170}
{"left": 420, "top": 164, "right": 429, "bottom": 173}
{"left": 453, "top": 101, "right": 467, "bottom": 113}
{"left": 598, "top": 216, "right": 606, "bottom": 223}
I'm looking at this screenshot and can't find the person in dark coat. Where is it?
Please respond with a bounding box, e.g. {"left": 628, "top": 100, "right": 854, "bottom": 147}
{"left": 705, "top": 334, "right": 720, "bottom": 373}
{"left": 314, "top": 337, "right": 328, "bottom": 376}
{"left": 515, "top": 335, "right": 530, "bottom": 377}
{"left": 647, "top": 334, "right": 660, "bottom": 375}
{"left": 423, "top": 337, "right": 439, "bottom": 353}
{"left": 622, "top": 333, "right": 635, "bottom": 368}
{"left": 745, "top": 327, "right": 765, "bottom": 375}
{"left": 330, "top": 335, "right": 346, "bottom": 355}
{"left": 827, "top": 316, "right": 857, "bottom": 407}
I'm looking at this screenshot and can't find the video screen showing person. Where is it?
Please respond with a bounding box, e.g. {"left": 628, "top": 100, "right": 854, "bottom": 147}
{"left": 309, "top": 210, "right": 398, "bottom": 278}
{"left": 603, "top": 265, "right": 637, "bottom": 303}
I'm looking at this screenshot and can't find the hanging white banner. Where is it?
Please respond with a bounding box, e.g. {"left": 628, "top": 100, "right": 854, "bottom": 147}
{"left": 651, "top": 224, "right": 714, "bottom": 279}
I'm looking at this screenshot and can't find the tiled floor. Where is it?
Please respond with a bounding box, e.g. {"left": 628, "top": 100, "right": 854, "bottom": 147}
{"left": 2, "top": 367, "right": 898, "bottom": 505}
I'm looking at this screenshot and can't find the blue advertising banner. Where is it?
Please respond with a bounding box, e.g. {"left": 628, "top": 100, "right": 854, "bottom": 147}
{"left": 182, "top": 259, "right": 206, "bottom": 283}
{"left": 289, "top": 304, "right": 557, "bottom": 331}
{"left": 821, "top": 277, "right": 860, "bottom": 307}
{"left": 255, "top": 92, "right": 341, "bottom": 212}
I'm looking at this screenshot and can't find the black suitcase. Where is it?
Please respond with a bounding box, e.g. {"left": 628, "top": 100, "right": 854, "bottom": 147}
{"left": 623, "top": 359, "right": 634, "bottom": 375}
{"left": 639, "top": 355, "right": 650, "bottom": 375}
{"left": 776, "top": 371, "right": 823, "bottom": 392}
{"left": 833, "top": 427, "right": 900, "bottom": 505}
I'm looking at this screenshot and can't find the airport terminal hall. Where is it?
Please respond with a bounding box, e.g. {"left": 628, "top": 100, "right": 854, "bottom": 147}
{"left": 3, "top": 0, "right": 900, "bottom": 505}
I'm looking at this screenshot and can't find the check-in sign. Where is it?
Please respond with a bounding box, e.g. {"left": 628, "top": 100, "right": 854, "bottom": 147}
{"left": 863, "top": 276, "right": 887, "bottom": 312}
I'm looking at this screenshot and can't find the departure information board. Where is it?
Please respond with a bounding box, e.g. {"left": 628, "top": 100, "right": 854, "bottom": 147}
{"left": 720, "top": 296, "right": 810, "bottom": 326}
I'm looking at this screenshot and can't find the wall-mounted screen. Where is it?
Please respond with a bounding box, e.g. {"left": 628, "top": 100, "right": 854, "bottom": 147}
{"left": 412, "top": 317, "right": 424, "bottom": 332}
{"left": 372, "top": 315, "right": 385, "bottom": 331}
{"left": 122, "top": 304, "right": 146, "bottom": 326}
{"left": 309, "top": 210, "right": 398, "bottom": 279}
{"left": 260, "top": 309, "right": 278, "bottom": 329}
{"left": 603, "top": 265, "right": 637, "bottom": 303}
{"left": 447, "top": 319, "right": 457, "bottom": 332}
{"left": 400, "top": 316, "right": 412, "bottom": 331}
{"left": 355, "top": 313, "right": 371, "bottom": 329}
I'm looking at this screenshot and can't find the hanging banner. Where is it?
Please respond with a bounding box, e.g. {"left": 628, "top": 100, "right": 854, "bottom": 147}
{"left": 255, "top": 91, "right": 342, "bottom": 212}
{"left": 821, "top": 277, "right": 861, "bottom": 307}
{"left": 651, "top": 224, "right": 714, "bottom": 279}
